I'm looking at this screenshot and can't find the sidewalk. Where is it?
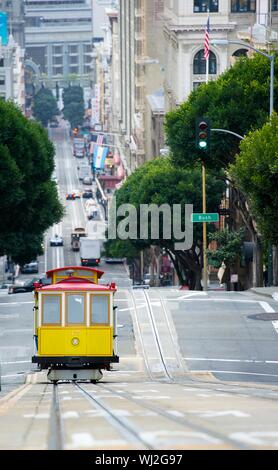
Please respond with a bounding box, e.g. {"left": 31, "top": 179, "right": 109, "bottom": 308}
{"left": 249, "top": 286, "right": 278, "bottom": 300}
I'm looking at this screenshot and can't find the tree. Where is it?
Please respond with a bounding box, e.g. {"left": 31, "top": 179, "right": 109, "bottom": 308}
{"left": 165, "top": 53, "right": 278, "bottom": 170}
{"left": 33, "top": 87, "right": 59, "bottom": 127}
{"left": 62, "top": 85, "right": 84, "bottom": 128}
{"left": 106, "top": 158, "right": 225, "bottom": 289}
{"left": 207, "top": 228, "right": 245, "bottom": 267}
{"left": 165, "top": 53, "right": 278, "bottom": 287}
{"left": 63, "top": 85, "right": 83, "bottom": 106}
{"left": 0, "top": 100, "right": 64, "bottom": 264}
{"left": 63, "top": 102, "right": 85, "bottom": 129}
{"left": 230, "top": 114, "right": 278, "bottom": 246}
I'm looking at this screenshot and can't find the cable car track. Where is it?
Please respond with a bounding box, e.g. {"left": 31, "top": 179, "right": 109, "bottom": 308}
{"left": 75, "top": 382, "right": 249, "bottom": 450}
{"left": 130, "top": 289, "right": 173, "bottom": 382}
{"left": 74, "top": 382, "right": 155, "bottom": 450}
{"left": 48, "top": 384, "right": 64, "bottom": 450}
{"left": 131, "top": 289, "right": 278, "bottom": 404}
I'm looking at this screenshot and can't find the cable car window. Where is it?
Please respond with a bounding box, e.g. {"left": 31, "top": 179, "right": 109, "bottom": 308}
{"left": 91, "top": 295, "right": 109, "bottom": 325}
{"left": 67, "top": 294, "right": 85, "bottom": 324}
{"left": 42, "top": 295, "right": 61, "bottom": 325}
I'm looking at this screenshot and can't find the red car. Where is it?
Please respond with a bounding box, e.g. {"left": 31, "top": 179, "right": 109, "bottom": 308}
{"left": 66, "top": 192, "right": 76, "bottom": 200}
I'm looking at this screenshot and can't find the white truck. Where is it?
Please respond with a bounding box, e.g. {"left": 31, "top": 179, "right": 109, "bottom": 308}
{"left": 78, "top": 164, "right": 90, "bottom": 181}
{"left": 73, "top": 138, "right": 86, "bottom": 158}
{"left": 80, "top": 238, "right": 101, "bottom": 266}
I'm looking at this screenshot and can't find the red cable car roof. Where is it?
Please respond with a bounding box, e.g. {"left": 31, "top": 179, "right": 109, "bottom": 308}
{"left": 36, "top": 277, "right": 116, "bottom": 292}
{"left": 45, "top": 266, "right": 104, "bottom": 280}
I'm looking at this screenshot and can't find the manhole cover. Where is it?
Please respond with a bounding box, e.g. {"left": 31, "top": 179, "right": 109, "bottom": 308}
{"left": 248, "top": 313, "right": 278, "bottom": 321}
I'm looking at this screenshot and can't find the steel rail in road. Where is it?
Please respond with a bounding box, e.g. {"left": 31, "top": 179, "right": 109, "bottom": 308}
{"left": 48, "top": 384, "right": 64, "bottom": 450}
{"left": 130, "top": 289, "right": 173, "bottom": 382}
{"left": 149, "top": 289, "right": 188, "bottom": 377}
{"left": 95, "top": 382, "right": 249, "bottom": 450}
{"left": 74, "top": 382, "right": 155, "bottom": 450}
{"left": 142, "top": 290, "right": 174, "bottom": 382}
{"left": 131, "top": 290, "right": 278, "bottom": 405}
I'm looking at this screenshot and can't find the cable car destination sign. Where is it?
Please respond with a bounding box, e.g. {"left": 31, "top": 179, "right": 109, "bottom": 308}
{"left": 191, "top": 213, "right": 219, "bottom": 223}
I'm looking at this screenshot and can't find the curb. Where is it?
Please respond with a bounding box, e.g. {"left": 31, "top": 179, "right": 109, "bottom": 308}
{"left": 250, "top": 288, "right": 278, "bottom": 300}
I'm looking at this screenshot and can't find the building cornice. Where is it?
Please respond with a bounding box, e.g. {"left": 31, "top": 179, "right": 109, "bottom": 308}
{"left": 164, "top": 22, "right": 236, "bottom": 35}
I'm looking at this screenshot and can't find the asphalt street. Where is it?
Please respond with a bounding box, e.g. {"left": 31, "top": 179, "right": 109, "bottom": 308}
{"left": 1, "top": 125, "right": 278, "bottom": 449}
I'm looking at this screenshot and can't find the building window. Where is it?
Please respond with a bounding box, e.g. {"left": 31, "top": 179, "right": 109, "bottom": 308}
{"left": 42, "top": 295, "right": 61, "bottom": 325}
{"left": 193, "top": 50, "right": 217, "bottom": 75}
{"left": 272, "top": 0, "right": 278, "bottom": 11}
{"left": 53, "top": 45, "right": 62, "bottom": 55}
{"left": 193, "top": 82, "right": 204, "bottom": 90}
{"left": 233, "top": 48, "right": 248, "bottom": 57}
{"left": 66, "top": 294, "right": 85, "bottom": 325}
{"left": 194, "top": 0, "right": 218, "bottom": 12}
{"left": 231, "top": 0, "right": 256, "bottom": 12}
{"left": 91, "top": 295, "right": 109, "bottom": 325}
{"left": 69, "top": 45, "right": 78, "bottom": 54}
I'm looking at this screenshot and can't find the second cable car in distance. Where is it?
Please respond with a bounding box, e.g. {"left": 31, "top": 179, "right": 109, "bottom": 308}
{"left": 32, "top": 266, "right": 119, "bottom": 383}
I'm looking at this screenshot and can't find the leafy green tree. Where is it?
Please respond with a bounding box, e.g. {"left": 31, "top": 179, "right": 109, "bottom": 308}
{"left": 62, "top": 86, "right": 84, "bottom": 128}
{"left": 106, "top": 158, "right": 224, "bottom": 289}
{"left": 207, "top": 228, "right": 245, "bottom": 268}
{"left": 230, "top": 114, "right": 278, "bottom": 246}
{"left": 63, "top": 102, "right": 84, "bottom": 129}
{"left": 165, "top": 53, "right": 278, "bottom": 170}
{"left": 63, "top": 85, "right": 83, "bottom": 106}
{"left": 33, "top": 87, "right": 59, "bottom": 127}
{"left": 0, "top": 100, "right": 64, "bottom": 264}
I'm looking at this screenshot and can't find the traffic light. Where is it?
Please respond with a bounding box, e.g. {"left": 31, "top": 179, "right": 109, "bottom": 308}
{"left": 196, "top": 117, "right": 210, "bottom": 151}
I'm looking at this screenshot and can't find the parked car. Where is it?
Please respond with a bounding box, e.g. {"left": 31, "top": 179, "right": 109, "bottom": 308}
{"left": 66, "top": 192, "right": 76, "bottom": 200}
{"left": 21, "top": 261, "right": 39, "bottom": 274}
{"left": 50, "top": 234, "right": 63, "bottom": 247}
{"left": 8, "top": 278, "right": 39, "bottom": 294}
{"left": 82, "top": 189, "right": 93, "bottom": 199}
{"left": 83, "top": 176, "right": 93, "bottom": 185}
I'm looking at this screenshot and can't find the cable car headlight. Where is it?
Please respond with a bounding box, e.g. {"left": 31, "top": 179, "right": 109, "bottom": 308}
{"left": 71, "top": 337, "right": 80, "bottom": 346}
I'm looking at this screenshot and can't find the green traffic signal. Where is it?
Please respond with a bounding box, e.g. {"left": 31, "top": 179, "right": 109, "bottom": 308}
{"left": 196, "top": 118, "right": 210, "bottom": 151}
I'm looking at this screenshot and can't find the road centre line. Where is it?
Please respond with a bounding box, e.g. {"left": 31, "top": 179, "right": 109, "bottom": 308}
{"left": 204, "top": 370, "right": 278, "bottom": 378}
{"left": 165, "top": 298, "right": 259, "bottom": 303}
{"left": 1, "top": 360, "right": 31, "bottom": 365}
{"left": 260, "top": 301, "right": 276, "bottom": 313}
{"left": 259, "top": 302, "right": 278, "bottom": 335}
{"left": 0, "top": 302, "right": 34, "bottom": 306}
{"left": 184, "top": 357, "right": 278, "bottom": 364}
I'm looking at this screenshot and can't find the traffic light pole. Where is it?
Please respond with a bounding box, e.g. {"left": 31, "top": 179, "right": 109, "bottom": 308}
{"left": 202, "top": 162, "right": 208, "bottom": 291}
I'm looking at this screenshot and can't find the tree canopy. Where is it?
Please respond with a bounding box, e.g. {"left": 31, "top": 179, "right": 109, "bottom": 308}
{"left": 33, "top": 87, "right": 59, "bottom": 127}
{"left": 0, "top": 100, "right": 64, "bottom": 264}
{"left": 62, "top": 86, "right": 84, "bottom": 128}
{"left": 106, "top": 157, "right": 225, "bottom": 288}
{"left": 165, "top": 53, "right": 278, "bottom": 170}
{"left": 230, "top": 114, "right": 278, "bottom": 246}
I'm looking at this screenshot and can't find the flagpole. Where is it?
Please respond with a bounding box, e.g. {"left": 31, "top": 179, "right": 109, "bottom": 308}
{"left": 203, "top": 11, "right": 210, "bottom": 291}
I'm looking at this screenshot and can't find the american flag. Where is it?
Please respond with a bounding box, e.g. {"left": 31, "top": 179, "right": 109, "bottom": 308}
{"left": 204, "top": 16, "right": 210, "bottom": 61}
{"left": 96, "top": 134, "right": 104, "bottom": 145}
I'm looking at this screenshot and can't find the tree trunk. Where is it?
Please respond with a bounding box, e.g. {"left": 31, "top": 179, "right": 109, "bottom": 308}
{"left": 273, "top": 246, "right": 278, "bottom": 286}
{"left": 252, "top": 234, "right": 263, "bottom": 287}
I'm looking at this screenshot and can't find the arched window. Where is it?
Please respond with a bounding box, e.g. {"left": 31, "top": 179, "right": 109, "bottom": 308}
{"left": 232, "top": 48, "right": 248, "bottom": 57}
{"left": 193, "top": 50, "right": 217, "bottom": 75}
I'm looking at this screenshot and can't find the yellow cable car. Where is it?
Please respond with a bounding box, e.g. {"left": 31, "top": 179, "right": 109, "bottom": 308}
{"left": 32, "top": 266, "right": 119, "bottom": 383}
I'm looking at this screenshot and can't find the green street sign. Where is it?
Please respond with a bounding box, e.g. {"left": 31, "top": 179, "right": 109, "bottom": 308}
{"left": 191, "top": 213, "right": 219, "bottom": 223}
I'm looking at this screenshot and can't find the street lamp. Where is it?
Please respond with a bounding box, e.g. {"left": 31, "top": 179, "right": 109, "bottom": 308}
{"left": 211, "top": 39, "right": 274, "bottom": 116}
{"left": 212, "top": 38, "right": 275, "bottom": 285}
